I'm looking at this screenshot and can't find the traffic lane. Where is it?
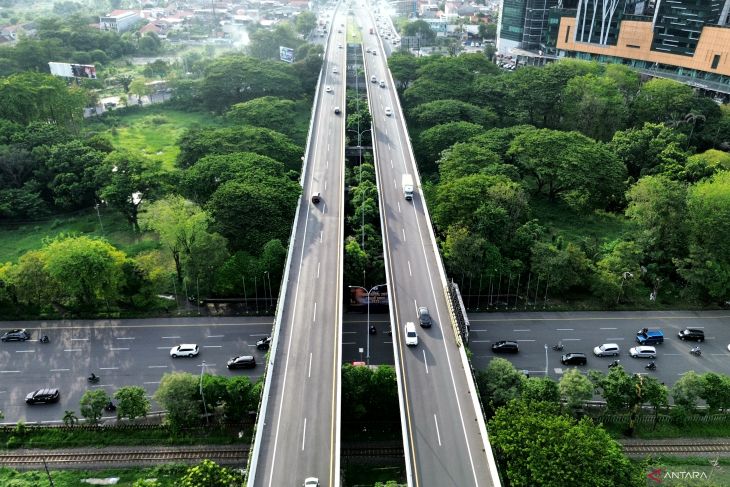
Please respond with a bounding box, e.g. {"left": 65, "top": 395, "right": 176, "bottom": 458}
{"left": 342, "top": 315, "right": 393, "bottom": 365}
{"left": 468, "top": 311, "right": 730, "bottom": 384}
{"left": 0, "top": 322, "right": 272, "bottom": 423}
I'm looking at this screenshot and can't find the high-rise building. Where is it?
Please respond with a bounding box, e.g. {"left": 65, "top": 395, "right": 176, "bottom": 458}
{"left": 497, "top": 0, "right": 566, "bottom": 53}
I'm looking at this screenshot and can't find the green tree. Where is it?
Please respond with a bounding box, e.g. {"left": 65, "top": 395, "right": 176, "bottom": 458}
{"left": 97, "top": 150, "right": 163, "bottom": 232}
{"left": 530, "top": 240, "right": 592, "bottom": 294}
{"left": 225, "top": 97, "right": 298, "bottom": 137}
{"left": 206, "top": 177, "right": 299, "bottom": 253}
{"left": 631, "top": 78, "right": 696, "bottom": 126}
{"left": 294, "top": 11, "right": 317, "bottom": 35}
{"left": 508, "top": 128, "right": 626, "bottom": 210}
{"left": 418, "top": 121, "right": 483, "bottom": 170}
{"left": 176, "top": 126, "right": 302, "bottom": 171}
{"left": 521, "top": 377, "right": 560, "bottom": 405}
{"left": 80, "top": 389, "right": 111, "bottom": 424}
{"left": 442, "top": 225, "right": 501, "bottom": 280}
{"left": 609, "top": 122, "right": 689, "bottom": 179}
{"left": 62, "top": 410, "right": 78, "bottom": 426}
{"left": 248, "top": 23, "right": 303, "bottom": 61}
{"left": 625, "top": 175, "right": 687, "bottom": 276}
{"left": 138, "top": 32, "right": 161, "bottom": 55}
{"left": 114, "top": 386, "right": 150, "bottom": 421}
{"left": 403, "top": 20, "right": 436, "bottom": 43}
{"left": 387, "top": 51, "right": 422, "bottom": 93}
{"left": 129, "top": 78, "right": 150, "bottom": 105}
{"left": 344, "top": 238, "right": 367, "bottom": 288}
{"left": 10, "top": 250, "right": 58, "bottom": 306}
{"left": 223, "top": 376, "right": 256, "bottom": 422}
{"left": 201, "top": 54, "right": 302, "bottom": 112}
{"left": 679, "top": 171, "right": 730, "bottom": 300}
{"left": 591, "top": 240, "right": 644, "bottom": 306}
{"left": 559, "top": 368, "right": 593, "bottom": 413}
{"left": 476, "top": 358, "right": 525, "bottom": 417}
{"left": 43, "top": 140, "right": 105, "bottom": 210}
{"left": 562, "top": 73, "right": 628, "bottom": 141}
{"left": 489, "top": 400, "right": 639, "bottom": 487}
{"left": 699, "top": 372, "right": 730, "bottom": 413}
{"left": 672, "top": 370, "right": 703, "bottom": 411}
{"left": 139, "top": 195, "right": 222, "bottom": 282}
{"left": 180, "top": 459, "right": 243, "bottom": 487}
{"left": 43, "top": 235, "right": 127, "bottom": 307}
{"left": 153, "top": 372, "right": 201, "bottom": 430}
{"left": 437, "top": 142, "right": 507, "bottom": 182}
{"left": 411, "top": 99, "right": 496, "bottom": 129}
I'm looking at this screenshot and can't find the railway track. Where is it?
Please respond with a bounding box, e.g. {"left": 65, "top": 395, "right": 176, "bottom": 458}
{"left": 0, "top": 445, "right": 404, "bottom": 468}
{"left": 621, "top": 442, "right": 730, "bottom": 456}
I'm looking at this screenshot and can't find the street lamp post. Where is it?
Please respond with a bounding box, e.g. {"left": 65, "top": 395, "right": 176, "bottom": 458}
{"left": 349, "top": 283, "right": 386, "bottom": 365}
{"left": 265, "top": 270, "right": 273, "bottom": 310}
{"left": 200, "top": 360, "right": 209, "bottom": 425}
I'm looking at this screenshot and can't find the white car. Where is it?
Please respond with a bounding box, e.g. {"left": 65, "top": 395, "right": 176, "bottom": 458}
{"left": 379, "top": 80, "right": 385, "bottom": 88}
{"left": 304, "top": 478, "right": 319, "bottom": 487}
{"left": 325, "top": 86, "right": 333, "bottom": 93}
{"left": 593, "top": 343, "right": 620, "bottom": 357}
{"left": 332, "top": 67, "right": 338, "bottom": 74}
{"left": 170, "top": 344, "right": 199, "bottom": 358}
{"left": 629, "top": 345, "right": 657, "bottom": 358}
{"left": 384, "top": 107, "right": 392, "bottom": 116}
{"left": 405, "top": 322, "right": 418, "bottom": 346}
{"left": 338, "top": 43, "right": 343, "bottom": 49}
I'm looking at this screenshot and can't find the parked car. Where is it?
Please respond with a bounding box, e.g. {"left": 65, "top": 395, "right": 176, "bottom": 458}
{"left": 227, "top": 355, "right": 256, "bottom": 369}
{"left": 1, "top": 329, "right": 31, "bottom": 342}
{"left": 593, "top": 343, "right": 620, "bottom": 357}
{"left": 678, "top": 328, "right": 705, "bottom": 342}
{"left": 629, "top": 345, "right": 657, "bottom": 358}
{"left": 25, "top": 388, "right": 60, "bottom": 405}
{"left": 492, "top": 340, "right": 519, "bottom": 354}
{"left": 170, "top": 344, "right": 199, "bottom": 358}
{"left": 417, "top": 306, "right": 432, "bottom": 328}
{"left": 560, "top": 352, "right": 587, "bottom": 365}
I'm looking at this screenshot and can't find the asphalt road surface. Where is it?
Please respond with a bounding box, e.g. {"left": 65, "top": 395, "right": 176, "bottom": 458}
{"left": 468, "top": 310, "right": 730, "bottom": 385}
{"left": 0, "top": 317, "right": 273, "bottom": 424}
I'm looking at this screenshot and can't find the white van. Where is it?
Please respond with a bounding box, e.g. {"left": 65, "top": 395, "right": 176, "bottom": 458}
{"left": 405, "top": 322, "right": 418, "bottom": 346}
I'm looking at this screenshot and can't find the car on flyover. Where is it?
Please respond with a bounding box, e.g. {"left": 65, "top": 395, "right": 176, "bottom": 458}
{"left": 384, "top": 107, "right": 392, "bottom": 116}
{"left": 304, "top": 478, "right": 319, "bottom": 487}
{"left": 629, "top": 345, "right": 657, "bottom": 359}
{"left": 1, "top": 329, "right": 31, "bottom": 342}
{"left": 170, "top": 344, "right": 199, "bottom": 358}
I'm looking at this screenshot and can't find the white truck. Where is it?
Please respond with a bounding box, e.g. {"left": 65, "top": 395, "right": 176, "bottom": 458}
{"left": 402, "top": 174, "right": 414, "bottom": 200}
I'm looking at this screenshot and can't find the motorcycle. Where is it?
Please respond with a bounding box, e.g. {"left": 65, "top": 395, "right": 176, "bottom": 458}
{"left": 690, "top": 346, "right": 702, "bottom": 356}
{"left": 552, "top": 343, "right": 564, "bottom": 351}
{"left": 369, "top": 325, "right": 377, "bottom": 335}
{"left": 645, "top": 361, "right": 656, "bottom": 371}
{"left": 256, "top": 336, "right": 271, "bottom": 351}
{"left": 39, "top": 335, "right": 49, "bottom": 344}
{"left": 87, "top": 374, "right": 100, "bottom": 383}
{"left": 104, "top": 401, "right": 116, "bottom": 412}
{"left": 608, "top": 360, "right": 621, "bottom": 369}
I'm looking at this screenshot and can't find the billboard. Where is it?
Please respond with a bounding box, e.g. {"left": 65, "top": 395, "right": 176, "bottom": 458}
{"left": 349, "top": 285, "right": 389, "bottom": 312}
{"left": 279, "top": 46, "right": 294, "bottom": 63}
{"left": 49, "top": 62, "right": 97, "bottom": 79}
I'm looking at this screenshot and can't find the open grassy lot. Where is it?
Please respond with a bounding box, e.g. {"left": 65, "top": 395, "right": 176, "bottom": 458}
{"left": 0, "top": 465, "right": 187, "bottom": 487}
{"left": 104, "top": 108, "right": 223, "bottom": 171}
{"left": 0, "top": 209, "right": 159, "bottom": 264}
{"left": 530, "top": 197, "right": 634, "bottom": 248}
{"left": 607, "top": 421, "right": 730, "bottom": 440}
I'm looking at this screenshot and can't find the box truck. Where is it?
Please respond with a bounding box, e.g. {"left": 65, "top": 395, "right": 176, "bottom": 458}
{"left": 402, "top": 174, "right": 414, "bottom": 200}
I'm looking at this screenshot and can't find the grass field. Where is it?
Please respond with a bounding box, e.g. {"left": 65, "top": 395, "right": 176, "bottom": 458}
{"left": 0, "top": 208, "right": 159, "bottom": 264}
{"left": 634, "top": 457, "right": 730, "bottom": 486}
{"left": 104, "top": 108, "right": 222, "bottom": 171}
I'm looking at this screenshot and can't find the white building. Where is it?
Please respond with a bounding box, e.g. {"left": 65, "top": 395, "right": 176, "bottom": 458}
{"left": 100, "top": 10, "right": 142, "bottom": 33}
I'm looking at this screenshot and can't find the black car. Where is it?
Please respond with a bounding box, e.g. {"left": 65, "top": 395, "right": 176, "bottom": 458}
{"left": 418, "top": 306, "right": 432, "bottom": 328}
{"left": 25, "top": 388, "right": 60, "bottom": 405}
{"left": 492, "top": 340, "right": 519, "bottom": 354}
{"left": 561, "top": 352, "right": 588, "bottom": 366}
{"left": 678, "top": 328, "right": 705, "bottom": 342}
{"left": 227, "top": 355, "right": 256, "bottom": 369}
{"left": 1, "top": 329, "right": 31, "bottom": 342}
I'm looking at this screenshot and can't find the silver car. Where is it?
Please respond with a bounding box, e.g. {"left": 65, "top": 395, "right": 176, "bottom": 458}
{"left": 629, "top": 346, "right": 657, "bottom": 358}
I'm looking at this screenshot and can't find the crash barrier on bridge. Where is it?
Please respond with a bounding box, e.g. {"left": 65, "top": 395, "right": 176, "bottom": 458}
{"left": 244, "top": 15, "right": 331, "bottom": 486}
{"left": 377, "top": 29, "right": 503, "bottom": 487}
{"left": 446, "top": 280, "right": 470, "bottom": 346}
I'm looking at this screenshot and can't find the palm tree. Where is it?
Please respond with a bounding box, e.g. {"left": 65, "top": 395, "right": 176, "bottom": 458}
{"left": 62, "top": 410, "right": 78, "bottom": 427}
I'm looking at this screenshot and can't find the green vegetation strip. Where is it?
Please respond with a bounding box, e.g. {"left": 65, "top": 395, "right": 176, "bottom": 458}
{"left": 0, "top": 425, "right": 248, "bottom": 450}
{"left": 0, "top": 465, "right": 188, "bottom": 487}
